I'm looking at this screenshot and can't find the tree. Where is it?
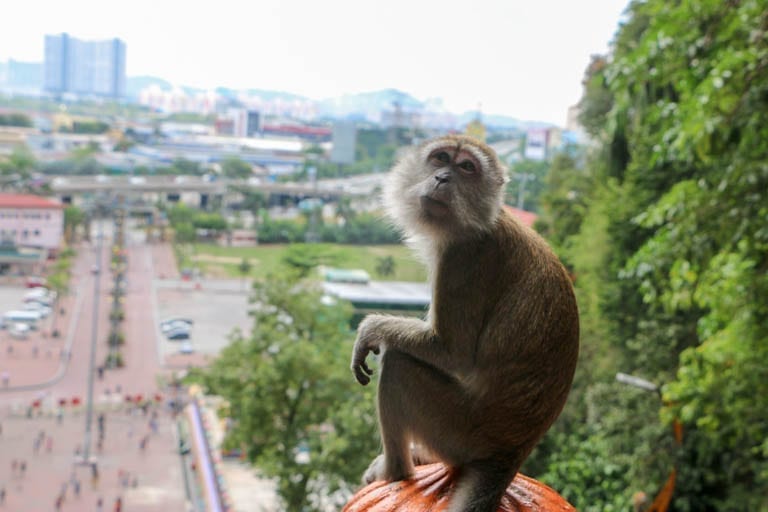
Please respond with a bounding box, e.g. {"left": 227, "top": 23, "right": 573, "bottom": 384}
{"left": 525, "top": 1, "right": 768, "bottom": 509}
{"left": 63, "top": 206, "right": 85, "bottom": 243}
{"left": 505, "top": 159, "right": 549, "bottom": 212}
{"left": 374, "top": 256, "right": 395, "bottom": 278}
{"left": 0, "top": 146, "right": 36, "bottom": 179}
{"left": 187, "top": 273, "right": 380, "bottom": 510}
{"left": 237, "top": 258, "right": 252, "bottom": 290}
{"left": 281, "top": 244, "right": 343, "bottom": 278}
{"left": 221, "top": 157, "right": 253, "bottom": 179}
{"left": 0, "top": 112, "right": 32, "bottom": 127}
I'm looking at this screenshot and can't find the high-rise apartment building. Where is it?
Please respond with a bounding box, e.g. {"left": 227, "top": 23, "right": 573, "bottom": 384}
{"left": 44, "top": 33, "right": 126, "bottom": 98}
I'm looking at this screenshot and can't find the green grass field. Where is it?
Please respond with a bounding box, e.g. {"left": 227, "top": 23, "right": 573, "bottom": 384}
{"left": 175, "top": 243, "right": 427, "bottom": 282}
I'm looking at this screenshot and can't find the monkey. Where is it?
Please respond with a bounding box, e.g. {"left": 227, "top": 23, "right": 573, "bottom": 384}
{"left": 350, "top": 134, "right": 579, "bottom": 512}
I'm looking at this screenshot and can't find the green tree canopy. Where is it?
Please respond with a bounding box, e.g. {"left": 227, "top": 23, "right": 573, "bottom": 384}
{"left": 187, "top": 273, "right": 379, "bottom": 510}
{"left": 529, "top": 1, "right": 768, "bottom": 509}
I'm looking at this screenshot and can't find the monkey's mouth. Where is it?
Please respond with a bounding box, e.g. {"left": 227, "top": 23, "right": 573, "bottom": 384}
{"left": 420, "top": 195, "right": 450, "bottom": 217}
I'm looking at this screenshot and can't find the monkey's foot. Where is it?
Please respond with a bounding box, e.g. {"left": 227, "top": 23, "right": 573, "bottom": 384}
{"left": 363, "top": 454, "right": 412, "bottom": 484}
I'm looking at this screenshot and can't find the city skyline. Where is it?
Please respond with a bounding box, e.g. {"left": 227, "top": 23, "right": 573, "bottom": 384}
{"left": 1, "top": 0, "right": 629, "bottom": 125}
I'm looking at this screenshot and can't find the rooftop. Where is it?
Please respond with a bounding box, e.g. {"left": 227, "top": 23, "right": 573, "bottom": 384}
{"left": 505, "top": 205, "right": 538, "bottom": 228}
{"left": 0, "top": 193, "right": 64, "bottom": 209}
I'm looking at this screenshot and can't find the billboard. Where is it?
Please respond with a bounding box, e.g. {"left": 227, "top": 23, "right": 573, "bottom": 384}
{"left": 524, "top": 128, "right": 548, "bottom": 161}
{"left": 331, "top": 122, "right": 357, "bottom": 165}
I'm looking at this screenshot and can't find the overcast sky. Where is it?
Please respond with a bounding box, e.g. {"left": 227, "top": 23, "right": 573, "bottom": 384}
{"left": 2, "top": 0, "right": 629, "bottom": 125}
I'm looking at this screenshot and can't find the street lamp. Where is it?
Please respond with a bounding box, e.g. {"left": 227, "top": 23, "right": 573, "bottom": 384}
{"left": 615, "top": 372, "right": 682, "bottom": 512}
{"left": 79, "top": 210, "right": 104, "bottom": 466}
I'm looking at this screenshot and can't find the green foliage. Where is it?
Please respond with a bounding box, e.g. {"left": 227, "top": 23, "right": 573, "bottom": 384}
{"left": 0, "top": 146, "right": 36, "bottom": 177}
{"left": 0, "top": 112, "right": 32, "bottom": 127}
{"left": 258, "top": 216, "right": 307, "bottom": 244}
{"left": 505, "top": 158, "right": 549, "bottom": 212}
{"left": 187, "top": 274, "right": 379, "bottom": 510}
{"left": 69, "top": 120, "right": 110, "bottom": 134}
{"left": 221, "top": 157, "right": 253, "bottom": 179}
{"left": 321, "top": 212, "right": 400, "bottom": 244}
{"left": 281, "top": 244, "right": 343, "bottom": 278}
{"left": 527, "top": 0, "right": 768, "bottom": 508}
{"left": 374, "top": 255, "right": 395, "bottom": 277}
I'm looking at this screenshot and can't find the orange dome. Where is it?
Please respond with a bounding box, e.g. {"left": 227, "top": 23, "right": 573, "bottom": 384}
{"left": 343, "top": 463, "right": 575, "bottom": 512}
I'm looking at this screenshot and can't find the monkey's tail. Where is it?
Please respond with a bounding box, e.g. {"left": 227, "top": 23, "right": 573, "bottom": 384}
{"left": 447, "top": 458, "right": 519, "bottom": 512}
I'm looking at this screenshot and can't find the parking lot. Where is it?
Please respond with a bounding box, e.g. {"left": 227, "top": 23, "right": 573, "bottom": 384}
{"left": 154, "top": 280, "right": 252, "bottom": 360}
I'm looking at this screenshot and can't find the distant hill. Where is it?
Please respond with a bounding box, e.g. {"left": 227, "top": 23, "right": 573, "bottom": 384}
{"left": 125, "top": 75, "right": 173, "bottom": 97}
{"left": 121, "top": 75, "right": 556, "bottom": 129}
{"left": 317, "top": 88, "right": 424, "bottom": 119}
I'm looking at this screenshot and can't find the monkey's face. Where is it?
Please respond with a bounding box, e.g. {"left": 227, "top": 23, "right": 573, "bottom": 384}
{"left": 384, "top": 135, "right": 507, "bottom": 241}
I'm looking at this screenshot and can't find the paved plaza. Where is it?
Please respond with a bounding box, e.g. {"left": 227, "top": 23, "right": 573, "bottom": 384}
{"left": 0, "top": 225, "right": 259, "bottom": 511}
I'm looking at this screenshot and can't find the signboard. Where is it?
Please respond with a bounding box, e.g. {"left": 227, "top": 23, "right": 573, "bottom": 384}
{"left": 524, "top": 128, "right": 548, "bottom": 161}
{"left": 331, "top": 122, "right": 357, "bottom": 165}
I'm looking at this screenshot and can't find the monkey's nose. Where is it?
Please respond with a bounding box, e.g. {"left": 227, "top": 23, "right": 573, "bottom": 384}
{"left": 434, "top": 172, "right": 451, "bottom": 185}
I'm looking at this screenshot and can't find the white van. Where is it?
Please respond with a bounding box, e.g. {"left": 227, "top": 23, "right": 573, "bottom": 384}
{"left": 2, "top": 310, "right": 42, "bottom": 329}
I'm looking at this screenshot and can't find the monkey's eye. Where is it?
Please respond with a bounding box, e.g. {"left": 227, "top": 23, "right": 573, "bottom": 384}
{"left": 458, "top": 160, "right": 477, "bottom": 173}
{"left": 431, "top": 151, "right": 451, "bottom": 165}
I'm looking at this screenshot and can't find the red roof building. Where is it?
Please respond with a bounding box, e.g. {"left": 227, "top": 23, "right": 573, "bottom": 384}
{"left": 0, "top": 193, "right": 64, "bottom": 210}
{"left": 0, "top": 193, "right": 64, "bottom": 251}
{"left": 504, "top": 205, "right": 538, "bottom": 228}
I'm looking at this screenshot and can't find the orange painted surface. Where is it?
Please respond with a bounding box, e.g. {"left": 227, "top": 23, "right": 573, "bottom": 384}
{"left": 343, "top": 463, "right": 576, "bottom": 512}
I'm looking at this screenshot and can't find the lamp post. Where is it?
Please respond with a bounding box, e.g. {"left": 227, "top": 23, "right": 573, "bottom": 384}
{"left": 80, "top": 210, "right": 104, "bottom": 465}
{"left": 615, "top": 373, "right": 683, "bottom": 512}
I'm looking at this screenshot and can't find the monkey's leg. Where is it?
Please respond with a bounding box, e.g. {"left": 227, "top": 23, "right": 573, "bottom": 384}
{"left": 372, "top": 349, "right": 475, "bottom": 483}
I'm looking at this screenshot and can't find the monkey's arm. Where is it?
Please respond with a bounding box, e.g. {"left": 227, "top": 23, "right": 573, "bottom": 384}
{"left": 351, "top": 314, "right": 460, "bottom": 385}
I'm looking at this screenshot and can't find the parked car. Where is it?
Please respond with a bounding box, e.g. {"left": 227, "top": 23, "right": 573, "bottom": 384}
{"left": 178, "top": 341, "right": 194, "bottom": 354}
{"left": 160, "top": 317, "right": 193, "bottom": 327}
{"left": 4, "top": 310, "right": 43, "bottom": 328}
{"left": 22, "top": 302, "right": 52, "bottom": 318}
{"left": 9, "top": 322, "right": 31, "bottom": 340}
{"left": 24, "top": 295, "right": 53, "bottom": 307}
{"left": 165, "top": 327, "right": 191, "bottom": 340}
{"left": 25, "top": 276, "right": 47, "bottom": 288}
{"left": 25, "top": 287, "right": 51, "bottom": 299}
{"left": 161, "top": 320, "right": 194, "bottom": 333}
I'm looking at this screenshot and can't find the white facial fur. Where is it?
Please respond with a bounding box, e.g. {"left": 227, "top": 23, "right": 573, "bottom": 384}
{"left": 383, "top": 135, "right": 508, "bottom": 248}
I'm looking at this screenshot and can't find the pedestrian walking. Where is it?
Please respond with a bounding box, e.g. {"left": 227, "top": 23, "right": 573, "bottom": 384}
{"left": 113, "top": 496, "right": 122, "bottom": 512}
{"left": 46, "top": 436, "right": 53, "bottom": 453}
{"left": 0, "top": 485, "right": 6, "bottom": 504}
{"left": 1, "top": 371, "right": 9, "bottom": 387}
{"left": 56, "top": 408, "right": 63, "bottom": 424}
{"left": 96, "top": 497, "right": 104, "bottom": 512}
{"left": 54, "top": 493, "right": 63, "bottom": 512}
{"left": 73, "top": 478, "right": 81, "bottom": 498}
{"left": 19, "top": 460, "right": 26, "bottom": 478}
{"left": 139, "top": 434, "right": 149, "bottom": 451}
{"left": 11, "top": 459, "right": 17, "bottom": 475}
{"left": 90, "top": 462, "right": 99, "bottom": 488}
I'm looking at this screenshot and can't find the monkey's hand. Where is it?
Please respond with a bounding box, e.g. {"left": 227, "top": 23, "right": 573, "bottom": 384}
{"left": 351, "top": 315, "right": 384, "bottom": 385}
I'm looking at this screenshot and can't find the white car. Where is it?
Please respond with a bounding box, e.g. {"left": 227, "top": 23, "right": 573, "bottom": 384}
{"left": 178, "top": 341, "right": 194, "bottom": 354}
{"left": 22, "top": 302, "right": 52, "bottom": 317}
{"left": 9, "top": 323, "right": 31, "bottom": 339}
{"left": 161, "top": 320, "right": 193, "bottom": 334}
{"left": 160, "top": 318, "right": 193, "bottom": 331}
{"left": 24, "top": 288, "right": 53, "bottom": 300}
{"left": 24, "top": 295, "right": 53, "bottom": 307}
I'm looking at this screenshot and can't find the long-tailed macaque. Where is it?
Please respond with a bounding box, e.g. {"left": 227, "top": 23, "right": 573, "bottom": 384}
{"left": 351, "top": 134, "right": 579, "bottom": 512}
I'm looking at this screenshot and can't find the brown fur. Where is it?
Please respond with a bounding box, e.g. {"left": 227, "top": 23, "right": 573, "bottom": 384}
{"left": 351, "top": 134, "right": 579, "bottom": 512}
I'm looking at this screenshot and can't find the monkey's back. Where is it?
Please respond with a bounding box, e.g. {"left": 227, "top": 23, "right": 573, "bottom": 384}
{"left": 431, "top": 208, "right": 579, "bottom": 451}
